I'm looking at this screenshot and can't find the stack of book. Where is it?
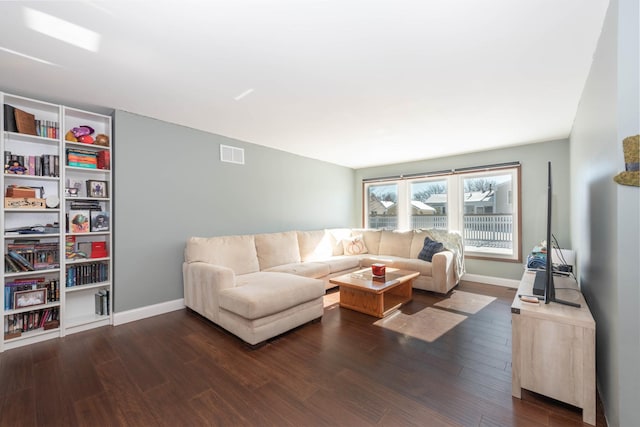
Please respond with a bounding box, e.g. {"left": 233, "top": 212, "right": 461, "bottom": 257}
{"left": 95, "top": 289, "right": 109, "bottom": 315}
{"left": 4, "top": 241, "right": 60, "bottom": 272}
{"left": 66, "top": 148, "right": 97, "bottom": 169}
{"left": 65, "top": 262, "right": 109, "bottom": 287}
{"left": 4, "top": 151, "right": 60, "bottom": 177}
{"left": 3, "top": 278, "right": 59, "bottom": 310}
{"left": 69, "top": 200, "right": 101, "bottom": 210}
{"left": 4, "top": 308, "right": 60, "bottom": 338}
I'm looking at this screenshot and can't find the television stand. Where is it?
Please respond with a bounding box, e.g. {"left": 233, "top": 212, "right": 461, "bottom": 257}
{"left": 511, "top": 271, "right": 596, "bottom": 425}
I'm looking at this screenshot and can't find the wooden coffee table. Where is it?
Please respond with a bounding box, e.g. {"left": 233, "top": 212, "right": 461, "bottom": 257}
{"left": 329, "top": 268, "right": 419, "bottom": 318}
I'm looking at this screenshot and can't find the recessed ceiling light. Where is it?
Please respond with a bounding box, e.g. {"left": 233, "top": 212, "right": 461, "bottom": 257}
{"left": 23, "top": 7, "right": 101, "bottom": 52}
{"left": 234, "top": 88, "right": 254, "bottom": 101}
{"left": 0, "top": 46, "right": 58, "bottom": 66}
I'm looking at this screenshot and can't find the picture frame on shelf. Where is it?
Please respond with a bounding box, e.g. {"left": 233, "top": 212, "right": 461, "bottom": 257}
{"left": 86, "top": 180, "right": 108, "bottom": 198}
{"left": 90, "top": 211, "right": 109, "bottom": 232}
{"left": 14, "top": 288, "right": 47, "bottom": 309}
{"left": 69, "top": 210, "right": 90, "bottom": 233}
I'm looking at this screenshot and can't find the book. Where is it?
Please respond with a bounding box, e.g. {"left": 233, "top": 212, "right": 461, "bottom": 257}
{"left": 90, "top": 211, "right": 109, "bottom": 232}
{"left": 3, "top": 104, "right": 17, "bottom": 132}
{"left": 65, "top": 235, "right": 76, "bottom": 258}
{"left": 14, "top": 108, "right": 37, "bottom": 135}
{"left": 5, "top": 254, "right": 22, "bottom": 273}
{"left": 97, "top": 150, "right": 110, "bottom": 170}
{"left": 95, "top": 289, "right": 109, "bottom": 315}
{"left": 69, "top": 210, "right": 90, "bottom": 233}
{"left": 7, "top": 250, "right": 34, "bottom": 271}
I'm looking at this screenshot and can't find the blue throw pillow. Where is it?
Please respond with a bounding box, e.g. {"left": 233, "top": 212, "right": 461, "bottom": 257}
{"left": 417, "top": 237, "right": 444, "bottom": 262}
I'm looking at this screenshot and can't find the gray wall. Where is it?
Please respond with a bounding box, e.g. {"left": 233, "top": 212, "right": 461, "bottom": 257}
{"left": 570, "top": 0, "right": 640, "bottom": 425}
{"left": 354, "top": 139, "right": 571, "bottom": 281}
{"left": 113, "top": 111, "right": 355, "bottom": 312}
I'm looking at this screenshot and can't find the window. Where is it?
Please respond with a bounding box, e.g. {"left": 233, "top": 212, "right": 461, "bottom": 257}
{"left": 410, "top": 179, "right": 448, "bottom": 230}
{"left": 461, "top": 170, "right": 518, "bottom": 260}
{"left": 363, "top": 164, "right": 521, "bottom": 262}
{"left": 366, "top": 183, "right": 398, "bottom": 230}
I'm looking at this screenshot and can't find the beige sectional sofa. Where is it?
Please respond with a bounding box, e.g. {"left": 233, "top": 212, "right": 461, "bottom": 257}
{"left": 183, "top": 228, "right": 463, "bottom": 345}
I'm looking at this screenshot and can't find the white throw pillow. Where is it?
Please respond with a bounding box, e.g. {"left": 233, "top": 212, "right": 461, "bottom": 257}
{"left": 342, "top": 235, "right": 368, "bottom": 255}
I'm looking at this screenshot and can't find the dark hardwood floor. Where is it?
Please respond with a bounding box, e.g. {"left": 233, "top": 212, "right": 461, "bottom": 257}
{"left": 0, "top": 281, "right": 606, "bottom": 426}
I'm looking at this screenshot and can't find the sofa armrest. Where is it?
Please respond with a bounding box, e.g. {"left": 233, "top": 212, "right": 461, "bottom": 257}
{"left": 431, "top": 250, "right": 456, "bottom": 294}
{"left": 183, "top": 262, "right": 236, "bottom": 323}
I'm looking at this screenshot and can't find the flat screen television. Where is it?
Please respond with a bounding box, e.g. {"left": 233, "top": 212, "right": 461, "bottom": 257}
{"left": 532, "top": 161, "right": 581, "bottom": 308}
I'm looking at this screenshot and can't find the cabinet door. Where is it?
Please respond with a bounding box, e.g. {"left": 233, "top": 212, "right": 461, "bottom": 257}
{"left": 520, "top": 316, "right": 584, "bottom": 407}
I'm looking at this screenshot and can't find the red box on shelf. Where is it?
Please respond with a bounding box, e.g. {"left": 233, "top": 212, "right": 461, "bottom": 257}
{"left": 91, "top": 242, "right": 108, "bottom": 258}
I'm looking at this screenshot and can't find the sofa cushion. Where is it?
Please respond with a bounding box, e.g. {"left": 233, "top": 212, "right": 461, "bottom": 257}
{"left": 359, "top": 256, "right": 434, "bottom": 277}
{"left": 342, "top": 235, "right": 368, "bottom": 255}
{"left": 265, "top": 262, "right": 331, "bottom": 279}
{"left": 418, "top": 237, "right": 445, "bottom": 262}
{"left": 387, "top": 258, "right": 434, "bottom": 276}
{"left": 297, "top": 230, "right": 333, "bottom": 262}
{"left": 184, "top": 235, "right": 260, "bottom": 275}
{"left": 326, "top": 228, "right": 352, "bottom": 256}
{"left": 378, "top": 230, "right": 414, "bottom": 258}
{"left": 351, "top": 229, "right": 383, "bottom": 254}
{"left": 254, "top": 231, "right": 301, "bottom": 270}
{"left": 219, "top": 272, "right": 324, "bottom": 319}
{"left": 319, "top": 256, "right": 361, "bottom": 273}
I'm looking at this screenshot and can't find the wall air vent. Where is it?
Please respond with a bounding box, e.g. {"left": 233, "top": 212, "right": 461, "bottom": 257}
{"left": 220, "top": 144, "right": 245, "bottom": 165}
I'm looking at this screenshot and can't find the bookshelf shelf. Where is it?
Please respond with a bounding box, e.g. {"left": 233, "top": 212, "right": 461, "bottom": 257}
{"left": 65, "top": 281, "right": 110, "bottom": 293}
{"left": 4, "top": 301, "right": 61, "bottom": 316}
{"left": 65, "top": 256, "right": 110, "bottom": 265}
{"left": 4, "top": 208, "right": 60, "bottom": 213}
{"left": 4, "top": 131, "right": 60, "bottom": 146}
{"left": 65, "top": 313, "right": 110, "bottom": 330}
{"left": 4, "top": 268, "right": 61, "bottom": 278}
{"left": 4, "top": 326, "right": 60, "bottom": 343}
{"left": 1, "top": 92, "right": 113, "bottom": 352}
{"left": 4, "top": 174, "right": 60, "bottom": 182}
{"left": 4, "top": 233, "right": 60, "bottom": 240}
{"left": 65, "top": 166, "right": 111, "bottom": 174}
{"left": 66, "top": 231, "right": 110, "bottom": 237}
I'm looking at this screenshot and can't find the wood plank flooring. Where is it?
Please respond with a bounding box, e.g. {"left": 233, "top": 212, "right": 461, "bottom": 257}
{"left": 0, "top": 281, "right": 607, "bottom": 426}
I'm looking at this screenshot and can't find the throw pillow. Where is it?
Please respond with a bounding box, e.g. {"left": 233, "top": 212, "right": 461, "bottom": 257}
{"left": 342, "top": 235, "right": 368, "bottom": 255}
{"left": 417, "top": 237, "right": 444, "bottom": 262}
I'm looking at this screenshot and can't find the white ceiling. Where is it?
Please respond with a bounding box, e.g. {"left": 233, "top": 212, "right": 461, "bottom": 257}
{"left": 0, "top": 1, "right": 609, "bottom": 168}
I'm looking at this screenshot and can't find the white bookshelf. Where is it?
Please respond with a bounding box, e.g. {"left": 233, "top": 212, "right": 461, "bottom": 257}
{"left": 1, "top": 93, "right": 113, "bottom": 352}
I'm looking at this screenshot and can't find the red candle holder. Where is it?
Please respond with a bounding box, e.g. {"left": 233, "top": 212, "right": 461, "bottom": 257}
{"left": 371, "top": 263, "right": 386, "bottom": 277}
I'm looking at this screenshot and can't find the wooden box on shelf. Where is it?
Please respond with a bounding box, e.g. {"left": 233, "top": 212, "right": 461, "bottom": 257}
{"left": 4, "top": 197, "right": 46, "bottom": 209}
{"left": 5, "top": 186, "right": 36, "bottom": 198}
{"left": 4, "top": 331, "right": 21, "bottom": 340}
{"left": 43, "top": 320, "right": 59, "bottom": 330}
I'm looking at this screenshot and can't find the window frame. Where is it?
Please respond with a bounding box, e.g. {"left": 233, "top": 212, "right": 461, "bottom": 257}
{"left": 362, "top": 163, "right": 522, "bottom": 263}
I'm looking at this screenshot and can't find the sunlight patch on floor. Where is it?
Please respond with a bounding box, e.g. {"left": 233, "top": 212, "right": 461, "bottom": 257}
{"left": 434, "top": 290, "right": 496, "bottom": 314}
{"left": 374, "top": 307, "right": 467, "bottom": 343}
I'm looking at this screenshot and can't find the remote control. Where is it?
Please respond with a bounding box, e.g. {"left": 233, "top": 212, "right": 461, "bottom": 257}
{"left": 519, "top": 295, "right": 540, "bottom": 304}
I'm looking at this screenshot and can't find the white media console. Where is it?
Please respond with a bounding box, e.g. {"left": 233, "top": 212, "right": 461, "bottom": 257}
{"left": 511, "top": 270, "right": 596, "bottom": 425}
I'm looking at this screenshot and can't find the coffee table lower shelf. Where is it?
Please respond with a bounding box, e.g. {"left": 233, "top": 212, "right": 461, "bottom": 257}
{"left": 339, "top": 281, "right": 412, "bottom": 318}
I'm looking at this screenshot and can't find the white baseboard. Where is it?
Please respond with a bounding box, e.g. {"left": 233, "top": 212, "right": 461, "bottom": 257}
{"left": 461, "top": 273, "right": 520, "bottom": 289}
{"left": 113, "top": 298, "right": 185, "bottom": 326}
